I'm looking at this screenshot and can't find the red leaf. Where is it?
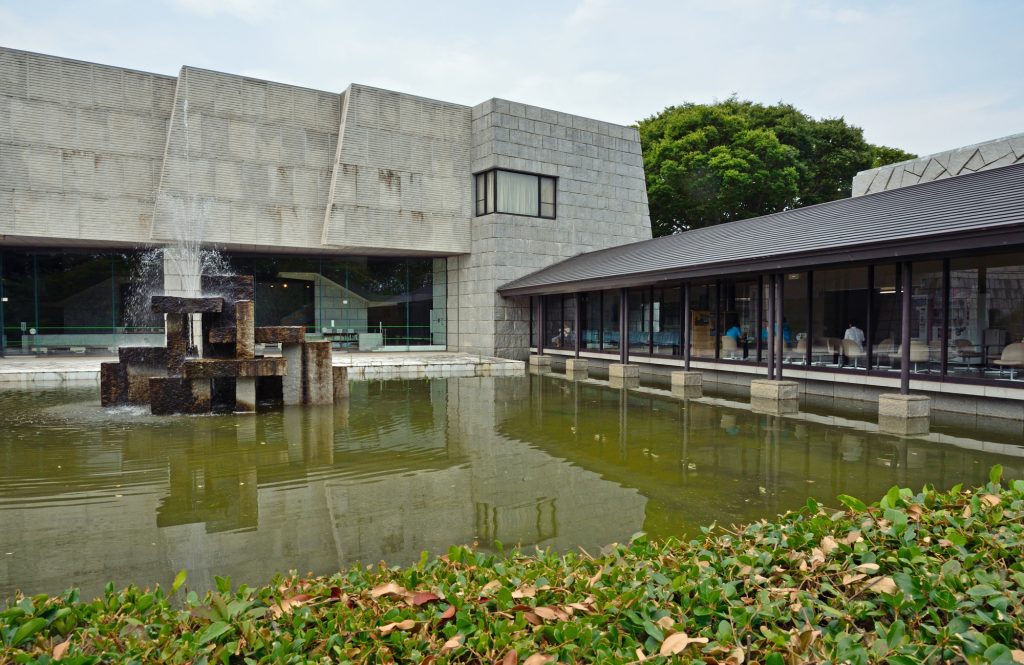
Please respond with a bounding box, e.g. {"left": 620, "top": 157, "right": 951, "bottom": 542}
{"left": 438, "top": 605, "right": 456, "bottom": 622}
{"left": 501, "top": 649, "right": 518, "bottom": 665}
{"left": 412, "top": 591, "right": 441, "bottom": 606}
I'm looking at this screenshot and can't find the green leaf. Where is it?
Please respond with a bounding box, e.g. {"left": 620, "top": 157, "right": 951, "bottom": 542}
{"left": 837, "top": 494, "right": 867, "bottom": 512}
{"left": 171, "top": 569, "right": 187, "bottom": 595}
{"left": 989, "top": 465, "right": 1003, "bottom": 485}
{"left": 966, "top": 584, "right": 999, "bottom": 598}
{"left": 11, "top": 617, "right": 47, "bottom": 647}
{"left": 198, "top": 621, "right": 233, "bottom": 644}
{"left": 886, "top": 656, "right": 919, "bottom": 665}
{"left": 765, "top": 654, "right": 785, "bottom": 665}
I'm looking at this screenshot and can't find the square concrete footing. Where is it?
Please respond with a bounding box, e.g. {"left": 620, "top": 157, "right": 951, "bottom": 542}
{"left": 529, "top": 355, "right": 552, "bottom": 374}
{"left": 751, "top": 396, "right": 799, "bottom": 414}
{"left": 609, "top": 363, "right": 639, "bottom": 389}
{"left": 565, "top": 358, "right": 588, "bottom": 380}
{"left": 750, "top": 379, "right": 799, "bottom": 400}
{"left": 671, "top": 371, "right": 703, "bottom": 398}
{"left": 750, "top": 379, "right": 799, "bottom": 414}
{"left": 878, "top": 394, "right": 931, "bottom": 436}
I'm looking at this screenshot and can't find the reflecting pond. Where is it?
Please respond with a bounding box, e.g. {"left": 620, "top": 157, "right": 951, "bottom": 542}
{"left": 2, "top": 374, "right": 1022, "bottom": 600}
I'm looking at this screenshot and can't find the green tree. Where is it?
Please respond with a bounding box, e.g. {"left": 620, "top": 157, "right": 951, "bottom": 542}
{"left": 639, "top": 98, "right": 916, "bottom": 236}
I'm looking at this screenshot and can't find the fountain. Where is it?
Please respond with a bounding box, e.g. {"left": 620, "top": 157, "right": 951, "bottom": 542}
{"left": 101, "top": 274, "right": 347, "bottom": 414}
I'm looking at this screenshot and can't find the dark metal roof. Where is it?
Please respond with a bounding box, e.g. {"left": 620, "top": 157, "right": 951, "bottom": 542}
{"left": 499, "top": 162, "right": 1024, "bottom": 296}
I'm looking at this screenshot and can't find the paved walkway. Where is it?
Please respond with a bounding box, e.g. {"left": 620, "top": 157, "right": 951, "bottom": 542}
{"left": 0, "top": 351, "right": 524, "bottom": 385}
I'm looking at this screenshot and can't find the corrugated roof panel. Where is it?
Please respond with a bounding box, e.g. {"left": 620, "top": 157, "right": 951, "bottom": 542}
{"left": 500, "top": 162, "right": 1024, "bottom": 294}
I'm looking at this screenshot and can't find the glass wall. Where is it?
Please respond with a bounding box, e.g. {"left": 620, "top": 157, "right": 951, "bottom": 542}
{"left": 689, "top": 282, "right": 717, "bottom": 359}
{"left": 0, "top": 249, "right": 162, "bottom": 356}
{"left": 652, "top": 286, "right": 681, "bottom": 356}
{"left": 871, "top": 264, "right": 901, "bottom": 369}
{"left": 627, "top": 287, "right": 651, "bottom": 355}
{"left": 781, "top": 272, "right": 808, "bottom": 364}
{"left": 579, "top": 292, "right": 601, "bottom": 350}
{"left": 0, "top": 249, "right": 445, "bottom": 355}
{"left": 948, "top": 252, "right": 1024, "bottom": 379}
{"left": 230, "top": 254, "right": 444, "bottom": 350}
{"left": 719, "top": 279, "right": 758, "bottom": 361}
{"left": 811, "top": 267, "right": 868, "bottom": 368}
{"left": 602, "top": 290, "right": 621, "bottom": 352}
{"left": 908, "top": 261, "right": 944, "bottom": 375}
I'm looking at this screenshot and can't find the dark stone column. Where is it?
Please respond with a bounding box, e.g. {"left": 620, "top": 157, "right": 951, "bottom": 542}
{"left": 303, "top": 340, "right": 333, "bottom": 405}
{"left": 100, "top": 362, "right": 128, "bottom": 406}
{"left": 235, "top": 300, "right": 255, "bottom": 360}
{"left": 165, "top": 313, "right": 189, "bottom": 377}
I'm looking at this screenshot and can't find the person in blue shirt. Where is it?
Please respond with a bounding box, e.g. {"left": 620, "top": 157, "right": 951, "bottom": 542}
{"left": 761, "top": 318, "right": 793, "bottom": 346}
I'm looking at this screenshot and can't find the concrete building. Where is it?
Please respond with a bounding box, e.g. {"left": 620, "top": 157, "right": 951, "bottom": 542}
{"left": 0, "top": 47, "right": 651, "bottom": 358}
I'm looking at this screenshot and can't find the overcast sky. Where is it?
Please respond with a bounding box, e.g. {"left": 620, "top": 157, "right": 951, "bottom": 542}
{"left": 1, "top": 0, "right": 1020, "bottom": 156}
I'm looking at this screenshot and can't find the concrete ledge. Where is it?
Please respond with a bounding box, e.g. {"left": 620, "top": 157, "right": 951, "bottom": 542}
{"left": 750, "top": 379, "right": 799, "bottom": 400}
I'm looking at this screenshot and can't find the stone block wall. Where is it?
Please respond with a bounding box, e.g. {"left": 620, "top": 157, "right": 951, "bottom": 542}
{"left": 852, "top": 132, "right": 1024, "bottom": 196}
{"left": 153, "top": 66, "right": 341, "bottom": 250}
{"left": 449, "top": 99, "right": 652, "bottom": 358}
{"left": 321, "top": 85, "right": 472, "bottom": 255}
{"left": 0, "top": 48, "right": 174, "bottom": 243}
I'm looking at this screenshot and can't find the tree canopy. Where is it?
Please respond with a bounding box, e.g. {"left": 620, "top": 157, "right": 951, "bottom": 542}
{"left": 638, "top": 98, "right": 917, "bottom": 236}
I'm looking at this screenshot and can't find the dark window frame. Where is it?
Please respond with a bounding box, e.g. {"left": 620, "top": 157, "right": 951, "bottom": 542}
{"left": 473, "top": 168, "right": 557, "bottom": 219}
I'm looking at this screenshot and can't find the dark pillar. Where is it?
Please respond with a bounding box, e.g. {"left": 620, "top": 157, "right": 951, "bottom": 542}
{"left": 619, "top": 287, "right": 629, "bottom": 366}
{"left": 683, "top": 282, "right": 692, "bottom": 371}
{"left": 766, "top": 274, "right": 776, "bottom": 379}
{"left": 900, "top": 261, "right": 913, "bottom": 395}
{"left": 574, "top": 293, "right": 581, "bottom": 358}
{"left": 536, "top": 297, "right": 545, "bottom": 356}
{"left": 775, "top": 273, "right": 784, "bottom": 380}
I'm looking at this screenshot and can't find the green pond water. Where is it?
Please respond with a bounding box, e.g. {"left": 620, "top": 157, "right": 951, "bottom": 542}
{"left": 1, "top": 374, "right": 1021, "bottom": 601}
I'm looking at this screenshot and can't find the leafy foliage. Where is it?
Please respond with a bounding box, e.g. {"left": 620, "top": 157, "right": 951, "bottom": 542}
{"left": 4, "top": 474, "right": 1023, "bottom": 663}
{"left": 639, "top": 98, "right": 918, "bottom": 235}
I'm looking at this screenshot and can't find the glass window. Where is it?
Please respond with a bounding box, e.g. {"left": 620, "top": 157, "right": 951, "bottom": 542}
{"left": 475, "top": 169, "right": 556, "bottom": 218}
{"left": 545, "top": 295, "right": 564, "bottom": 349}
{"left": 871, "top": 264, "right": 901, "bottom": 370}
{"left": 719, "top": 279, "right": 758, "bottom": 361}
{"left": 475, "top": 172, "right": 487, "bottom": 216}
{"left": 811, "top": 267, "right": 868, "bottom": 369}
{"left": 579, "top": 292, "right": 602, "bottom": 350}
{"left": 780, "top": 272, "right": 808, "bottom": 364}
{"left": 563, "top": 295, "right": 577, "bottom": 350}
{"left": 602, "top": 290, "right": 621, "bottom": 352}
{"left": 540, "top": 177, "right": 556, "bottom": 218}
{"left": 908, "top": 261, "right": 943, "bottom": 375}
{"left": 627, "top": 287, "right": 650, "bottom": 355}
{"left": 689, "top": 282, "right": 717, "bottom": 359}
{"left": 653, "top": 286, "right": 681, "bottom": 356}
{"left": 949, "top": 252, "right": 1024, "bottom": 381}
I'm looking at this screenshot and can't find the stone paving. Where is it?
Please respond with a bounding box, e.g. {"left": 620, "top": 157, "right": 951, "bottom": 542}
{"left": 0, "top": 352, "right": 524, "bottom": 385}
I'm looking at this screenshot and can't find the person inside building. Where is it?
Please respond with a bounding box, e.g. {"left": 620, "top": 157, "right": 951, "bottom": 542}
{"left": 844, "top": 321, "right": 866, "bottom": 350}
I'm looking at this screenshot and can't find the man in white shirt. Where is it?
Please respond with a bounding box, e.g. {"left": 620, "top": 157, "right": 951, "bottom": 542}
{"left": 844, "top": 321, "right": 866, "bottom": 349}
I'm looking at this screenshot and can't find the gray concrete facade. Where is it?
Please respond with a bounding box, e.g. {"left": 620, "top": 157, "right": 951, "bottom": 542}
{"left": 852, "top": 132, "right": 1024, "bottom": 196}
{"left": 0, "top": 47, "right": 651, "bottom": 358}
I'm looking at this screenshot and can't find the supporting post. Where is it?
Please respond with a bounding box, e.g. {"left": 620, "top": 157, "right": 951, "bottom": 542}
{"left": 573, "top": 293, "right": 581, "bottom": 358}
{"left": 900, "top": 261, "right": 913, "bottom": 395}
{"left": 536, "top": 297, "right": 545, "bottom": 356}
{"left": 683, "top": 282, "right": 691, "bottom": 371}
{"left": 774, "top": 273, "right": 784, "bottom": 380}
{"left": 766, "top": 274, "right": 776, "bottom": 379}
{"left": 755, "top": 276, "right": 763, "bottom": 362}
{"left": 619, "top": 287, "right": 629, "bottom": 366}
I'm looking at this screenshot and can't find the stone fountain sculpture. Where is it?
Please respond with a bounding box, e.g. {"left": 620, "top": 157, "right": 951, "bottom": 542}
{"left": 101, "top": 275, "right": 347, "bottom": 415}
